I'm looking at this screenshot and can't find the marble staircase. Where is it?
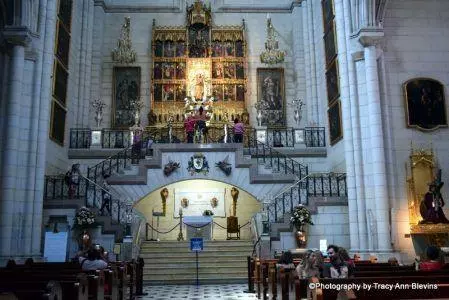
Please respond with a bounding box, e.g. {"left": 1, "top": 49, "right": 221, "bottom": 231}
{"left": 140, "top": 240, "right": 253, "bottom": 284}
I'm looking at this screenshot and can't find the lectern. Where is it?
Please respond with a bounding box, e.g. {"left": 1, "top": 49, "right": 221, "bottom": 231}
{"left": 227, "top": 216, "right": 240, "bottom": 240}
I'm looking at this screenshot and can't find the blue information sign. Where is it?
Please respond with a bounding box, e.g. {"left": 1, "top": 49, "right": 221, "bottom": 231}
{"left": 190, "top": 238, "right": 203, "bottom": 252}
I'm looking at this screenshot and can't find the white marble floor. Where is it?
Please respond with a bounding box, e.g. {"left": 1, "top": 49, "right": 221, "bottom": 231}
{"left": 138, "top": 284, "right": 258, "bottom": 300}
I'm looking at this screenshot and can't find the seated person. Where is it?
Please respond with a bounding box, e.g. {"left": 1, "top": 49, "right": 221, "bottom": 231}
{"left": 79, "top": 246, "right": 108, "bottom": 271}
{"left": 296, "top": 249, "right": 323, "bottom": 278}
{"left": 276, "top": 250, "right": 295, "bottom": 269}
{"left": 388, "top": 257, "right": 399, "bottom": 266}
{"left": 420, "top": 245, "right": 444, "bottom": 271}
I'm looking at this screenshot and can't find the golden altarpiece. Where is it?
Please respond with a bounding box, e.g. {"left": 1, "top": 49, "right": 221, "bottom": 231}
{"left": 406, "top": 145, "right": 449, "bottom": 249}
{"left": 148, "top": 0, "right": 248, "bottom": 133}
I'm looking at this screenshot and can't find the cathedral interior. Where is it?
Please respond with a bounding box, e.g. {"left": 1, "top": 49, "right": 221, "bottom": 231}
{"left": 1, "top": 0, "right": 449, "bottom": 298}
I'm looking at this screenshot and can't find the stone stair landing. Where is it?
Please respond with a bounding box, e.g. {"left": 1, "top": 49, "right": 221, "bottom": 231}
{"left": 140, "top": 240, "right": 253, "bottom": 285}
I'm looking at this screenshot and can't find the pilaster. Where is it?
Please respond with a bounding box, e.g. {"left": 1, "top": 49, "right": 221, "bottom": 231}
{"left": 301, "top": 1, "right": 312, "bottom": 124}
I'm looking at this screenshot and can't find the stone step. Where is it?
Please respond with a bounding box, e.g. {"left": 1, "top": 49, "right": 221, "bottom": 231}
{"left": 143, "top": 275, "right": 247, "bottom": 284}
{"left": 143, "top": 266, "right": 247, "bottom": 275}
{"left": 140, "top": 254, "right": 248, "bottom": 262}
{"left": 140, "top": 249, "right": 252, "bottom": 255}
{"left": 141, "top": 240, "right": 252, "bottom": 246}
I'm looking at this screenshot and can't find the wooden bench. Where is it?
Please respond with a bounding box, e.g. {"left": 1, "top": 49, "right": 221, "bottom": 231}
{"left": 0, "top": 280, "right": 63, "bottom": 300}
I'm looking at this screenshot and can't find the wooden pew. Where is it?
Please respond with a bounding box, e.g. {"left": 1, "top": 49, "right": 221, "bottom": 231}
{"left": 0, "top": 280, "right": 63, "bottom": 300}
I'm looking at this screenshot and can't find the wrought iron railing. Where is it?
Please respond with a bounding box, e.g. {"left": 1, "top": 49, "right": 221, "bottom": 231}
{"left": 68, "top": 126, "right": 326, "bottom": 148}
{"left": 43, "top": 174, "right": 131, "bottom": 225}
{"left": 263, "top": 172, "right": 348, "bottom": 224}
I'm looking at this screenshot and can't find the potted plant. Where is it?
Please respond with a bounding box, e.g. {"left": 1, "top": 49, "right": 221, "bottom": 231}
{"left": 73, "top": 207, "right": 98, "bottom": 250}
{"left": 289, "top": 205, "right": 313, "bottom": 248}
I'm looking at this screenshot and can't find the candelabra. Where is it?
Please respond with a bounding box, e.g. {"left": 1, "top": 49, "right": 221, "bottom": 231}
{"left": 288, "top": 98, "right": 305, "bottom": 126}
{"left": 91, "top": 98, "right": 106, "bottom": 128}
{"left": 253, "top": 102, "right": 264, "bottom": 127}
{"left": 111, "top": 17, "right": 136, "bottom": 63}
{"left": 260, "top": 15, "right": 285, "bottom": 65}
{"left": 177, "top": 208, "right": 184, "bottom": 241}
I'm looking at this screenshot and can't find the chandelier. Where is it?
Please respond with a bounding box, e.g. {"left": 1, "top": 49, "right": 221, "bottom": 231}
{"left": 260, "top": 16, "right": 285, "bottom": 64}
{"left": 111, "top": 17, "right": 136, "bottom": 64}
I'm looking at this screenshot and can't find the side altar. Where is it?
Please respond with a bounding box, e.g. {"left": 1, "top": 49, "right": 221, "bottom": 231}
{"left": 148, "top": 0, "right": 249, "bottom": 129}
{"left": 183, "top": 216, "right": 213, "bottom": 240}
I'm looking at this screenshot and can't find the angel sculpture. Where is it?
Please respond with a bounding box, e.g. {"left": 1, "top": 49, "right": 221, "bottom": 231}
{"left": 216, "top": 155, "right": 232, "bottom": 176}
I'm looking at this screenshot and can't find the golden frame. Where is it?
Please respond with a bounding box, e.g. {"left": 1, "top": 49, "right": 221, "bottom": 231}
{"left": 323, "top": 20, "right": 338, "bottom": 67}
{"left": 112, "top": 66, "right": 141, "bottom": 129}
{"left": 256, "top": 68, "right": 286, "bottom": 128}
{"left": 49, "top": 99, "right": 67, "bottom": 146}
{"left": 321, "top": 0, "right": 335, "bottom": 33}
{"left": 328, "top": 99, "right": 343, "bottom": 146}
{"left": 403, "top": 77, "right": 448, "bottom": 131}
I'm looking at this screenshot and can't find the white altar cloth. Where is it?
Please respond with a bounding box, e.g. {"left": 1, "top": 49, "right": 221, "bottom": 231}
{"left": 183, "top": 216, "right": 213, "bottom": 240}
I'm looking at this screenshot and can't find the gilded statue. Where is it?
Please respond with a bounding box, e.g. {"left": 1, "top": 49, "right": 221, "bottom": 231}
{"left": 420, "top": 169, "right": 449, "bottom": 224}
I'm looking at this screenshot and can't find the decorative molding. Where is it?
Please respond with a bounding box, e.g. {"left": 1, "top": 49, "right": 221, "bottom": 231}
{"left": 351, "top": 51, "right": 364, "bottom": 62}
{"left": 3, "top": 26, "right": 31, "bottom": 46}
{"left": 355, "top": 27, "right": 384, "bottom": 47}
{"left": 93, "top": 0, "right": 184, "bottom": 13}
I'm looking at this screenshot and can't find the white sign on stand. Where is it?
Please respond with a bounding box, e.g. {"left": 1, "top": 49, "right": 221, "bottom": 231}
{"left": 43, "top": 231, "right": 68, "bottom": 262}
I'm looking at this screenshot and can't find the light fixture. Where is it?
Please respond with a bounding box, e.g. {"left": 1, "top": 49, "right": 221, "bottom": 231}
{"left": 111, "top": 17, "right": 136, "bottom": 64}
{"left": 260, "top": 16, "right": 285, "bottom": 65}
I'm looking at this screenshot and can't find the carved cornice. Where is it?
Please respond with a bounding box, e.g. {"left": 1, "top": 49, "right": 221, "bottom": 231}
{"left": 3, "top": 26, "right": 31, "bottom": 47}
{"left": 351, "top": 51, "right": 364, "bottom": 62}
{"left": 93, "top": 0, "right": 183, "bottom": 13}
{"left": 354, "top": 27, "right": 384, "bottom": 47}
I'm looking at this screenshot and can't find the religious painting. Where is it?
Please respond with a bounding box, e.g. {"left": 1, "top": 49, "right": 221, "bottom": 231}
{"left": 328, "top": 99, "right": 343, "bottom": 145}
{"left": 324, "top": 22, "right": 337, "bottom": 66}
{"left": 321, "top": 0, "right": 334, "bottom": 30}
{"left": 224, "top": 63, "right": 235, "bottom": 79}
{"left": 153, "top": 63, "right": 162, "bottom": 79}
{"left": 56, "top": 21, "right": 70, "bottom": 67}
{"left": 176, "top": 85, "right": 187, "bottom": 101}
{"left": 162, "top": 63, "right": 175, "bottom": 79}
{"left": 236, "top": 63, "right": 244, "bottom": 79}
{"left": 212, "top": 62, "right": 223, "bottom": 79}
{"left": 189, "top": 27, "right": 209, "bottom": 58}
{"left": 236, "top": 85, "right": 245, "bottom": 102}
{"left": 404, "top": 78, "right": 448, "bottom": 131}
{"left": 224, "top": 85, "right": 235, "bottom": 101}
{"left": 53, "top": 61, "right": 68, "bottom": 106}
{"left": 212, "top": 85, "right": 223, "bottom": 101}
{"left": 154, "top": 40, "right": 163, "bottom": 57}
{"left": 162, "top": 84, "right": 175, "bottom": 102}
{"left": 176, "top": 62, "right": 186, "bottom": 79}
{"left": 112, "top": 67, "right": 140, "bottom": 128}
{"left": 154, "top": 84, "right": 162, "bottom": 102}
{"left": 224, "top": 41, "right": 235, "bottom": 57}
{"left": 235, "top": 41, "right": 244, "bottom": 57}
{"left": 212, "top": 41, "right": 223, "bottom": 57}
{"left": 164, "top": 40, "right": 175, "bottom": 57}
{"left": 58, "top": 0, "right": 73, "bottom": 28}
{"left": 176, "top": 41, "right": 186, "bottom": 57}
{"left": 326, "top": 60, "right": 340, "bottom": 104}
{"left": 257, "top": 68, "right": 286, "bottom": 127}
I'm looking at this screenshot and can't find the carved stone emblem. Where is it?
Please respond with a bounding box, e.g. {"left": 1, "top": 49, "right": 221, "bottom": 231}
{"left": 188, "top": 153, "right": 209, "bottom": 175}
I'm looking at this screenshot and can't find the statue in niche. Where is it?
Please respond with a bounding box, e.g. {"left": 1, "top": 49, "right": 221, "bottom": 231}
{"left": 420, "top": 169, "right": 449, "bottom": 224}
{"left": 195, "top": 73, "right": 205, "bottom": 100}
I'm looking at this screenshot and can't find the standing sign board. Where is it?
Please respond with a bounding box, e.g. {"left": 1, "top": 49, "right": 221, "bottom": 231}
{"left": 43, "top": 231, "right": 68, "bottom": 262}
{"left": 190, "top": 238, "right": 203, "bottom": 252}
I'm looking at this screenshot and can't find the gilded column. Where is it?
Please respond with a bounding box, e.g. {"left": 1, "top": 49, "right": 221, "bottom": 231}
{"left": 334, "top": 0, "right": 359, "bottom": 251}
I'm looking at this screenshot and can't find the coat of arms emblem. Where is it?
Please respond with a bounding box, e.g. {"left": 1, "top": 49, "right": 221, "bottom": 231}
{"left": 188, "top": 153, "right": 209, "bottom": 175}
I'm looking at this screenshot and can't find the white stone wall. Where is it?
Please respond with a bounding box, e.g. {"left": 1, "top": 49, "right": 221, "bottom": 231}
{"left": 383, "top": 0, "right": 449, "bottom": 258}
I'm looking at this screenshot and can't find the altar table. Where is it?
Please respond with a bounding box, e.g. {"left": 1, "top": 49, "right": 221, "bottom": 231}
{"left": 183, "top": 216, "right": 213, "bottom": 240}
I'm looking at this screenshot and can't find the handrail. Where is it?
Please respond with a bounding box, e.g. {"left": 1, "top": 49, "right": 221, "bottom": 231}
{"left": 80, "top": 173, "right": 123, "bottom": 199}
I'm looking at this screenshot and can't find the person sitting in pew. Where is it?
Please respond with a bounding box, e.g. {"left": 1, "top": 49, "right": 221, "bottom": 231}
{"left": 79, "top": 247, "right": 108, "bottom": 271}
{"left": 276, "top": 250, "right": 295, "bottom": 270}
{"left": 388, "top": 257, "right": 400, "bottom": 266}
{"left": 296, "top": 249, "right": 323, "bottom": 278}
{"left": 420, "top": 245, "right": 444, "bottom": 271}
{"left": 323, "top": 245, "right": 349, "bottom": 278}
{"left": 338, "top": 247, "right": 355, "bottom": 277}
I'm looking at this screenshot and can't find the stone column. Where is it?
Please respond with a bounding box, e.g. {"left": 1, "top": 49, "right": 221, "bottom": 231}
{"left": 0, "top": 28, "right": 30, "bottom": 261}
{"left": 83, "top": 0, "right": 95, "bottom": 126}
{"left": 292, "top": 5, "right": 305, "bottom": 126}
{"left": 302, "top": 1, "right": 312, "bottom": 124}
{"left": 307, "top": 0, "right": 319, "bottom": 124}
{"left": 343, "top": 0, "right": 368, "bottom": 251}
{"left": 359, "top": 33, "right": 392, "bottom": 252}
{"left": 334, "top": 0, "right": 359, "bottom": 251}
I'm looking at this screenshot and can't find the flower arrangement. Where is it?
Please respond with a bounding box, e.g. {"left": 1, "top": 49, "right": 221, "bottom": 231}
{"left": 74, "top": 207, "right": 97, "bottom": 228}
{"left": 91, "top": 98, "right": 106, "bottom": 111}
{"left": 290, "top": 205, "right": 313, "bottom": 230}
{"left": 203, "top": 210, "right": 214, "bottom": 216}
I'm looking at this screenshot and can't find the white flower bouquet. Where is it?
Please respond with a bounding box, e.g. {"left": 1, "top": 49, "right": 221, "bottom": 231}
{"left": 74, "top": 206, "right": 97, "bottom": 228}
{"left": 290, "top": 205, "right": 313, "bottom": 230}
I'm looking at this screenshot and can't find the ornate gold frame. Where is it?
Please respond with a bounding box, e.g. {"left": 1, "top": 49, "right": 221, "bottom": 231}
{"left": 112, "top": 66, "right": 141, "bottom": 129}
{"left": 327, "top": 99, "right": 343, "bottom": 145}
{"left": 326, "top": 58, "right": 340, "bottom": 105}
{"left": 256, "top": 68, "right": 286, "bottom": 128}
{"left": 403, "top": 77, "right": 448, "bottom": 132}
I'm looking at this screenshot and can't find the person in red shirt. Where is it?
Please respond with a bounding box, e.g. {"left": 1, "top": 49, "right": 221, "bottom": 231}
{"left": 419, "top": 245, "right": 443, "bottom": 271}
{"left": 184, "top": 114, "right": 195, "bottom": 143}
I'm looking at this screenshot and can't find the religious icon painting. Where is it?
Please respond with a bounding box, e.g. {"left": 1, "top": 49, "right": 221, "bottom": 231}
{"left": 53, "top": 61, "right": 68, "bottom": 106}
{"left": 403, "top": 78, "right": 448, "bottom": 131}
{"left": 163, "top": 63, "right": 175, "bottom": 79}
{"left": 224, "top": 41, "right": 235, "bottom": 57}
{"left": 224, "top": 63, "right": 235, "bottom": 79}
{"left": 154, "top": 84, "right": 162, "bottom": 102}
{"left": 212, "top": 62, "right": 223, "bottom": 79}
{"left": 257, "top": 68, "right": 286, "bottom": 127}
{"left": 163, "top": 85, "right": 175, "bottom": 102}
{"left": 326, "top": 60, "right": 340, "bottom": 105}
{"left": 328, "top": 99, "right": 343, "bottom": 145}
{"left": 236, "top": 85, "right": 245, "bottom": 102}
{"left": 56, "top": 22, "right": 70, "bottom": 68}
{"left": 164, "top": 40, "right": 175, "bottom": 57}
{"left": 224, "top": 85, "right": 236, "bottom": 101}
{"left": 236, "top": 63, "right": 245, "bottom": 79}
{"left": 212, "top": 41, "right": 223, "bottom": 57}
{"left": 212, "top": 85, "right": 223, "bottom": 101}
{"left": 324, "top": 22, "right": 337, "bottom": 66}
{"left": 154, "top": 40, "right": 163, "bottom": 57}
{"left": 176, "top": 62, "right": 186, "bottom": 79}
{"left": 153, "top": 63, "right": 162, "bottom": 79}
{"left": 176, "top": 41, "right": 186, "bottom": 57}
{"left": 235, "top": 40, "right": 244, "bottom": 57}
{"left": 176, "top": 85, "right": 187, "bottom": 101}
{"left": 321, "top": 0, "right": 335, "bottom": 31}
{"left": 112, "top": 67, "right": 140, "bottom": 128}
